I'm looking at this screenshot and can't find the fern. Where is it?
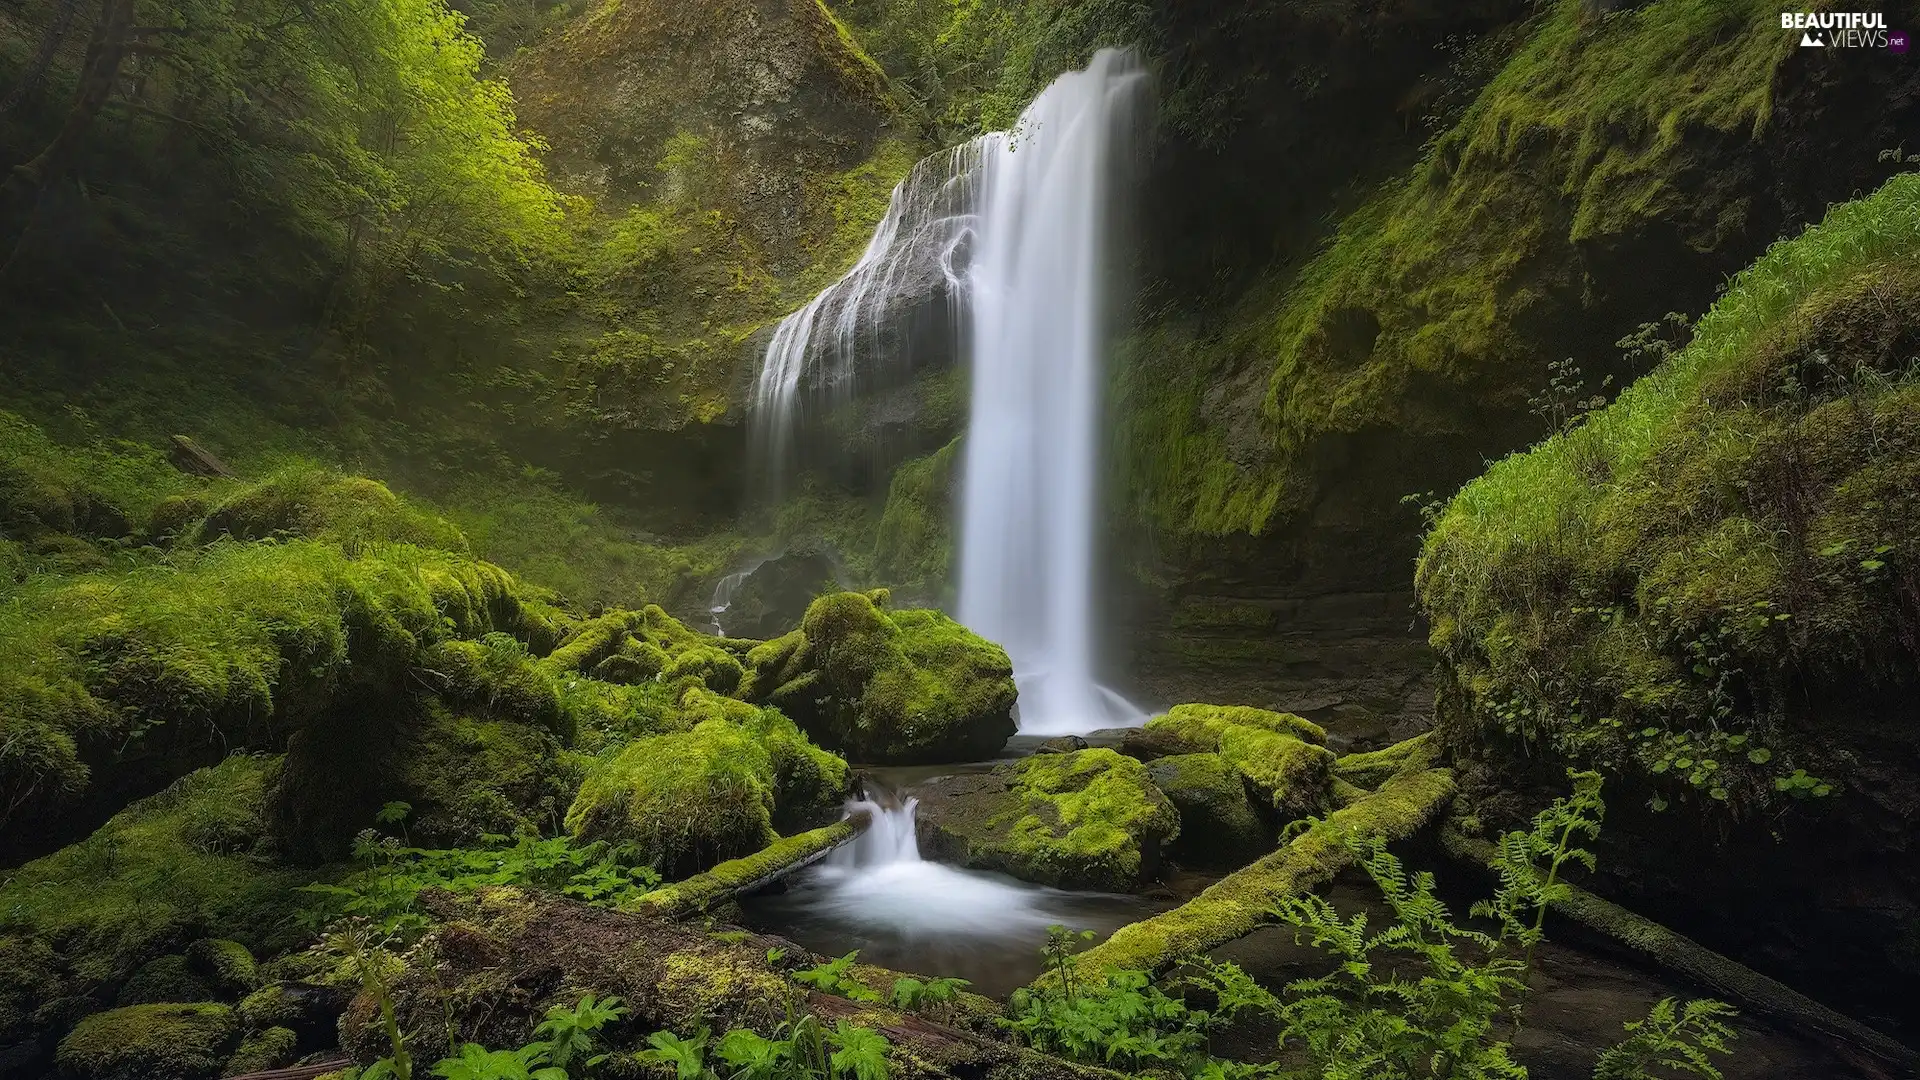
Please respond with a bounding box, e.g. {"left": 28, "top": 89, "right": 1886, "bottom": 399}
{"left": 1591, "top": 999, "right": 1739, "bottom": 1080}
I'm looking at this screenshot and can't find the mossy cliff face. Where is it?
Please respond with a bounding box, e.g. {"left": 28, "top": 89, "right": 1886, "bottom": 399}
{"left": 1109, "top": 0, "right": 1920, "bottom": 736}
{"left": 1417, "top": 173, "right": 1920, "bottom": 1026}
{"left": 741, "top": 591, "right": 1017, "bottom": 762}
{"left": 915, "top": 748, "right": 1179, "bottom": 890}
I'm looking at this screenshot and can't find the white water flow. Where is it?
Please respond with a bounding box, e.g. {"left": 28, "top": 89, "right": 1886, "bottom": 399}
{"left": 956, "top": 49, "right": 1151, "bottom": 734}
{"left": 751, "top": 145, "right": 982, "bottom": 493}
{"left": 802, "top": 797, "right": 1060, "bottom": 938}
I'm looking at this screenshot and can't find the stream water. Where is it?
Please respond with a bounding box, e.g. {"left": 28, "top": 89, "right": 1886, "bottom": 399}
{"left": 740, "top": 792, "right": 1166, "bottom": 996}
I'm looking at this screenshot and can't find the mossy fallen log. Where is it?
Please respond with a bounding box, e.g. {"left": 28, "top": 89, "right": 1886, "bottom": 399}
{"left": 1442, "top": 829, "right": 1920, "bottom": 1073}
{"left": 1052, "top": 764, "right": 1455, "bottom": 981}
{"left": 635, "top": 809, "right": 871, "bottom": 918}
{"left": 346, "top": 888, "right": 1125, "bottom": 1080}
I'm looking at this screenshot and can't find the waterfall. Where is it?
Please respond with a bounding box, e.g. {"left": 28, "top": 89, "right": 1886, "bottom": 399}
{"left": 748, "top": 49, "right": 1151, "bottom": 735}
{"left": 705, "top": 565, "right": 757, "bottom": 637}
{"left": 750, "top": 145, "right": 984, "bottom": 493}
{"left": 955, "top": 49, "right": 1151, "bottom": 734}
{"left": 830, "top": 796, "right": 922, "bottom": 868}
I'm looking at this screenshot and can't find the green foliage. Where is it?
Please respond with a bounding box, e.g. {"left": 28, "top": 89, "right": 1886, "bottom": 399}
{"left": 1419, "top": 172, "right": 1920, "bottom": 815}
{"left": 638, "top": 1015, "right": 893, "bottom": 1080}
{"left": 299, "top": 829, "right": 660, "bottom": 942}
{"left": 887, "top": 975, "right": 968, "bottom": 1013}
{"left": 1009, "top": 966, "right": 1216, "bottom": 1075}
{"left": 536, "top": 993, "right": 628, "bottom": 1072}
{"left": 53, "top": 1002, "right": 239, "bottom": 1080}
{"left": 792, "top": 951, "right": 880, "bottom": 1003}
{"left": 1590, "top": 999, "right": 1739, "bottom": 1080}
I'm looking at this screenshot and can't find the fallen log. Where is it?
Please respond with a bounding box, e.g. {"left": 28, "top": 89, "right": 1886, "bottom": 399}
{"left": 635, "top": 810, "right": 870, "bottom": 919}
{"left": 224, "top": 1058, "right": 351, "bottom": 1080}
{"left": 1053, "top": 764, "right": 1456, "bottom": 982}
{"left": 344, "top": 888, "right": 1124, "bottom": 1080}
{"left": 1442, "top": 828, "right": 1919, "bottom": 1075}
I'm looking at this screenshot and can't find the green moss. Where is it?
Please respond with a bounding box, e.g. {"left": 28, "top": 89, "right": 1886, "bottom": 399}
{"left": 0, "top": 757, "right": 312, "bottom": 1048}
{"left": 222, "top": 1025, "right": 297, "bottom": 1075}
{"left": 115, "top": 955, "right": 215, "bottom": 1007}
{"left": 1417, "top": 173, "right": 1920, "bottom": 813}
{"left": 55, "top": 1002, "right": 238, "bottom": 1080}
{"left": 0, "top": 537, "right": 541, "bottom": 840}
{"left": 872, "top": 437, "right": 959, "bottom": 597}
{"left": 189, "top": 466, "right": 469, "bottom": 552}
{"left": 664, "top": 645, "right": 747, "bottom": 696}
{"left": 423, "top": 635, "right": 565, "bottom": 734}
{"left": 0, "top": 411, "right": 207, "bottom": 544}
{"left": 564, "top": 713, "right": 846, "bottom": 878}
{"left": 950, "top": 749, "right": 1180, "bottom": 891}
{"left": 638, "top": 817, "right": 860, "bottom": 918}
{"left": 1147, "top": 753, "right": 1270, "bottom": 866}
{"left": 1060, "top": 765, "right": 1457, "bottom": 981}
{"left": 746, "top": 592, "right": 1016, "bottom": 763}
{"left": 1117, "top": 0, "right": 1797, "bottom": 539}
{"left": 233, "top": 985, "right": 299, "bottom": 1031}
{"left": 184, "top": 939, "right": 257, "bottom": 996}
{"left": 1334, "top": 733, "right": 1441, "bottom": 791}
{"left": 1145, "top": 705, "right": 1333, "bottom": 815}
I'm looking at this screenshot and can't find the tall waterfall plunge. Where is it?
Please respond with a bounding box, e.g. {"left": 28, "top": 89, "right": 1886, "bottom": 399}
{"left": 749, "top": 49, "right": 1150, "bottom": 734}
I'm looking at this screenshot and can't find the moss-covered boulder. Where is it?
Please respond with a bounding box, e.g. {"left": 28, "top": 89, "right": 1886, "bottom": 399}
{"left": 114, "top": 955, "right": 215, "bottom": 1007}
{"left": 742, "top": 591, "right": 1016, "bottom": 763}
{"left": 0, "top": 757, "right": 310, "bottom": 1056}
{"left": 53, "top": 1003, "right": 238, "bottom": 1080}
{"left": 564, "top": 713, "right": 847, "bottom": 878}
{"left": 1147, "top": 753, "right": 1271, "bottom": 867}
{"left": 221, "top": 1025, "right": 296, "bottom": 1075}
{"left": 916, "top": 748, "right": 1179, "bottom": 890}
{"left": 1144, "top": 705, "right": 1335, "bottom": 816}
{"left": 188, "top": 466, "right": 468, "bottom": 552}
{"left": 662, "top": 644, "right": 747, "bottom": 696}
{"left": 183, "top": 939, "right": 256, "bottom": 997}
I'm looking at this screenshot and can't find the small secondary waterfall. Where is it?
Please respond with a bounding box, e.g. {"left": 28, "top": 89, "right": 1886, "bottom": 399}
{"left": 749, "top": 49, "right": 1151, "bottom": 734}
{"left": 956, "top": 50, "right": 1150, "bottom": 734}
{"left": 829, "top": 796, "right": 923, "bottom": 869}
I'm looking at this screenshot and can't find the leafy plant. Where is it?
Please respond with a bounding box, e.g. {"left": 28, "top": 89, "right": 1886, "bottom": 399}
{"left": 793, "top": 951, "right": 881, "bottom": 1002}
{"left": 637, "top": 1028, "right": 712, "bottom": 1080}
{"left": 1592, "top": 999, "right": 1739, "bottom": 1080}
{"left": 889, "top": 975, "right": 969, "bottom": 1013}
{"left": 639, "top": 1017, "right": 892, "bottom": 1080}
{"left": 432, "top": 1043, "right": 566, "bottom": 1080}
{"left": 534, "top": 993, "right": 627, "bottom": 1072}
{"left": 1039, "top": 924, "right": 1095, "bottom": 1003}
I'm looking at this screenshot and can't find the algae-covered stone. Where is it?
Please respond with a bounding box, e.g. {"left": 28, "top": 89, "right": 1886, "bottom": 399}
{"left": 565, "top": 714, "right": 847, "bottom": 877}
{"left": 1146, "top": 705, "right": 1334, "bottom": 816}
{"left": 55, "top": 1002, "right": 238, "bottom": 1080}
{"left": 742, "top": 592, "right": 1016, "bottom": 763}
{"left": 115, "top": 955, "right": 216, "bottom": 1007}
{"left": 184, "top": 939, "right": 257, "bottom": 996}
{"left": 663, "top": 645, "right": 747, "bottom": 696}
{"left": 917, "top": 748, "right": 1179, "bottom": 890}
{"left": 1148, "top": 753, "right": 1271, "bottom": 866}
{"left": 222, "top": 1025, "right": 296, "bottom": 1074}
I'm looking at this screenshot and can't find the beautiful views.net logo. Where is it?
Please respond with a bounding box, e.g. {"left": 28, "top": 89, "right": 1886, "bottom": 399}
{"left": 1780, "top": 11, "right": 1901, "bottom": 49}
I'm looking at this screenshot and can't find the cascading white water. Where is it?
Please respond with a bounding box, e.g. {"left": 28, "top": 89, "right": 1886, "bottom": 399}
{"left": 956, "top": 49, "right": 1151, "bottom": 734}
{"left": 806, "top": 795, "right": 1058, "bottom": 938}
{"left": 749, "top": 49, "right": 1151, "bottom": 735}
{"left": 751, "top": 146, "right": 984, "bottom": 492}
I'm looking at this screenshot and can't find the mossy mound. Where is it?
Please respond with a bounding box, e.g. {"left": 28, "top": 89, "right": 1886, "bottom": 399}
{"left": 114, "top": 955, "right": 214, "bottom": 1007}
{"left": 221, "top": 1025, "right": 296, "bottom": 1075}
{"left": 1147, "top": 753, "right": 1271, "bottom": 867}
{"left": 188, "top": 466, "right": 469, "bottom": 552}
{"left": 564, "top": 712, "right": 847, "bottom": 878}
{"left": 0, "top": 536, "right": 546, "bottom": 856}
{"left": 183, "top": 939, "right": 256, "bottom": 997}
{"left": 1418, "top": 172, "right": 1920, "bottom": 1023}
{"left": 1144, "top": 705, "right": 1334, "bottom": 816}
{"left": 0, "top": 757, "right": 310, "bottom": 1054}
{"left": 54, "top": 1002, "right": 238, "bottom": 1080}
{"left": 422, "top": 635, "right": 566, "bottom": 734}
{"left": 1420, "top": 173, "right": 1920, "bottom": 809}
{"left": 662, "top": 644, "right": 747, "bottom": 696}
{"left": 743, "top": 591, "right": 1016, "bottom": 763}
{"left": 917, "top": 748, "right": 1179, "bottom": 890}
